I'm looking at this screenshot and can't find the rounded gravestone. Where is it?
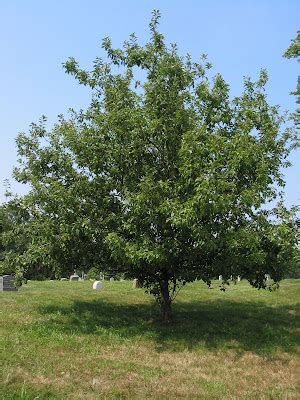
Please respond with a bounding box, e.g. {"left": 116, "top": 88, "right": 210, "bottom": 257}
{"left": 93, "top": 281, "right": 103, "bottom": 290}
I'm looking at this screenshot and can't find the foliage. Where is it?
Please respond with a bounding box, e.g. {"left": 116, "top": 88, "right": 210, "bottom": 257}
{"left": 284, "top": 30, "right": 300, "bottom": 59}
{"left": 283, "top": 30, "right": 300, "bottom": 126}
{"left": 284, "top": 237, "right": 300, "bottom": 278}
{"left": 86, "top": 267, "right": 101, "bottom": 280}
{"left": 0, "top": 183, "right": 56, "bottom": 283}
{"left": 285, "top": 258, "right": 300, "bottom": 279}
{"left": 0, "top": 190, "right": 32, "bottom": 285}
{"left": 12, "top": 11, "right": 299, "bottom": 321}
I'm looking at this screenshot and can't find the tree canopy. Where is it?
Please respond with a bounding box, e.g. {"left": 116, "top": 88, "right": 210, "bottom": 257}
{"left": 3, "top": 11, "right": 298, "bottom": 321}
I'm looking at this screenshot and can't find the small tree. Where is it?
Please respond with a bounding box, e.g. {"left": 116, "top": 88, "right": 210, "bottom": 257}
{"left": 15, "top": 12, "right": 298, "bottom": 321}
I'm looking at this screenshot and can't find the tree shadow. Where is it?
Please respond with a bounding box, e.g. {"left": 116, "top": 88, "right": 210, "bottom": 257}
{"left": 35, "top": 298, "right": 299, "bottom": 356}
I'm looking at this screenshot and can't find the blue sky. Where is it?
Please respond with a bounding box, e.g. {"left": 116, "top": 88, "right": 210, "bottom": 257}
{"left": 0, "top": 0, "right": 299, "bottom": 206}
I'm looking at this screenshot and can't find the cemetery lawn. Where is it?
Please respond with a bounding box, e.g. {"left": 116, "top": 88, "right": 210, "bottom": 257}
{"left": 0, "top": 280, "right": 299, "bottom": 399}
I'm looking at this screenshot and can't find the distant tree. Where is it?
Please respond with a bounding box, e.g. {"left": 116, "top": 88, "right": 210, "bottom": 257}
{"left": 0, "top": 182, "right": 62, "bottom": 282}
{"left": 0, "top": 186, "right": 110, "bottom": 282}
{"left": 14, "top": 12, "right": 298, "bottom": 321}
{"left": 0, "top": 192, "right": 33, "bottom": 285}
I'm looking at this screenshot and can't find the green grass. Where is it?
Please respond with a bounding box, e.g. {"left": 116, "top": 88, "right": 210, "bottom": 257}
{"left": 1, "top": 279, "right": 299, "bottom": 399}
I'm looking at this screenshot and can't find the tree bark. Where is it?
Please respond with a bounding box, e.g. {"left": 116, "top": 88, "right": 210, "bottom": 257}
{"left": 160, "top": 278, "right": 173, "bottom": 323}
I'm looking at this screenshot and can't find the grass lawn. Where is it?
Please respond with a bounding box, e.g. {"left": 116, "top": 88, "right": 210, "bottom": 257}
{"left": 0, "top": 279, "right": 299, "bottom": 399}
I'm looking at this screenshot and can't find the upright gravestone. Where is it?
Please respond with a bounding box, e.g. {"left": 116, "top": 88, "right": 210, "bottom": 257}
{"left": 1, "top": 275, "right": 17, "bottom": 291}
{"left": 132, "top": 278, "right": 140, "bottom": 288}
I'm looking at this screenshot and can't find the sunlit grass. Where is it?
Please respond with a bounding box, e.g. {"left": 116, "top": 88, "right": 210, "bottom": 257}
{"left": 1, "top": 279, "right": 299, "bottom": 399}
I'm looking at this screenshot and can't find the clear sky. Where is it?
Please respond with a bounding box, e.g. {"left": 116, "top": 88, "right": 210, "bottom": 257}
{"left": 0, "top": 0, "right": 299, "bottom": 206}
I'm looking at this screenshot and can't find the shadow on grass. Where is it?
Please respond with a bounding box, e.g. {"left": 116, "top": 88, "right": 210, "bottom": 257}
{"left": 35, "top": 298, "right": 300, "bottom": 356}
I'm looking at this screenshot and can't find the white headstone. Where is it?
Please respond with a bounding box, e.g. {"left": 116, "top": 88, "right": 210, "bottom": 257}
{"left": 219, "top": 275, "right": 222, "bottom": 281}
{"left": 237, "top": 276, "right": 241, "bottom": 282}
{"left": 110, "top": 277, "right": 114, "bottom": 282}
{"left": 132, "top": 278, "right": 140, "bottom": 288}
{"left": 93, "top": 281, "right": 103, "bottom": 290}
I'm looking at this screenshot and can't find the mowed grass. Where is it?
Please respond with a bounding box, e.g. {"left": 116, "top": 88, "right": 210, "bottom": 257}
{"left": 0, "top": 279, "right": 299, "bottom": 399}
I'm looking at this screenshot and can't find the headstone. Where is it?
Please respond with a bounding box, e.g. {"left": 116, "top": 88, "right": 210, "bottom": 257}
{"left": 237, "top": 276, "right": 241, "bottom": 282}
{"left": 0, "top": 276, "right": 3, "bottom": 292}
{"left": 93, "top": 281, "right": 103, "bottom": 290}
{"left": 1, "top": 275, "right": 17, "bottom": 291}
{"left": 60, "top": 278, "right": 68, "bottom": 281}
{"left": 110, "top": 277, "right": 114, "bottom": 282}
{"left": 218, "top": 275, "right": 222, "bottom": 281}
{"left": 132, "top": 278, "right": 140, "bottom": 288}
{"left": 70, "top": 274, "right": 80, "bottom": 281}
{"left": 265, "top": 274, "right": 270, "bottom": 281}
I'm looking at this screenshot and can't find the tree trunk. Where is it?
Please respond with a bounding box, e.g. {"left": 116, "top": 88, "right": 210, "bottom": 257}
{"left": 160, "top": 279, "right": 173, "bottom": 323}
